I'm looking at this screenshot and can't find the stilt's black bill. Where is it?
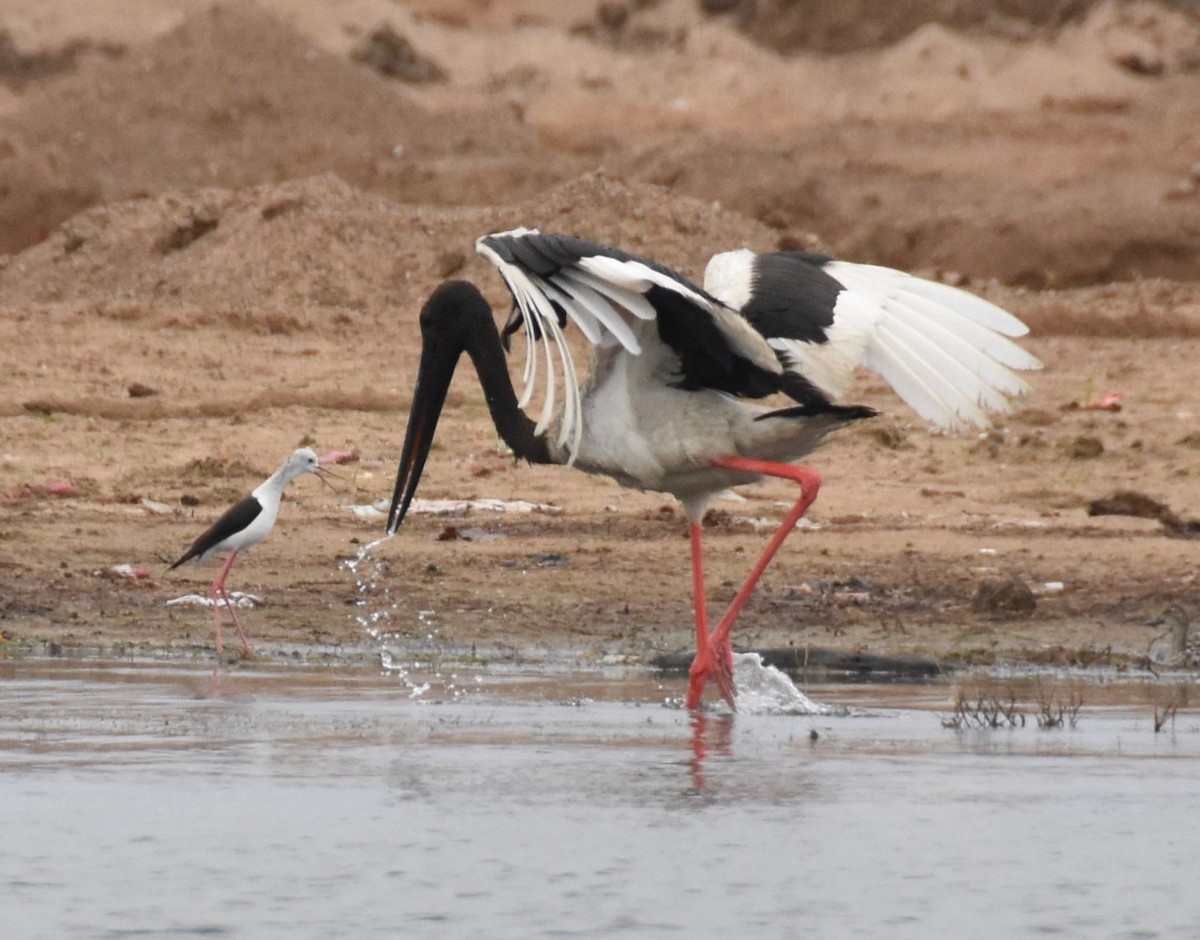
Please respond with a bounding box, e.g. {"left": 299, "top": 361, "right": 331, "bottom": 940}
{"left": 313, "top": 465, "right": 341, "bottom": 493}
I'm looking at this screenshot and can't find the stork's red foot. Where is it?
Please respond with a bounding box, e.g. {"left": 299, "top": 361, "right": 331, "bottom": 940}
{"left": 686, "top": 634, "right": 736, "bottom": 710}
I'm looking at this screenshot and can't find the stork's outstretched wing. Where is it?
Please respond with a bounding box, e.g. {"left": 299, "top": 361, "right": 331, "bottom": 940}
{"left": 704, "top": 249, "right": 1042, "bottom": 431}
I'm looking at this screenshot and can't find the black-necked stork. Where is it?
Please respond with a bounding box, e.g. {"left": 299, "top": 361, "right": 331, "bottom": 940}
{"left": 170, "top": 447, "right": 333, "bottom": 655}
{"left": 387, "top": 229, "right": 1042, "bottom": 709}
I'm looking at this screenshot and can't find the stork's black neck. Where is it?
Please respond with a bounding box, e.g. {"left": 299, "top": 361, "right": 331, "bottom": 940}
{"left": 427, "top": 281, "right": 551, "bottom": 465}
{"left": 391, "top": 281, "right": 552, "bottom": 532}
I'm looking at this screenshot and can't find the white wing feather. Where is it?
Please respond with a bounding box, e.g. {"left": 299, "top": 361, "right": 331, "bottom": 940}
{"left": 773, "top": 260, "right": 1041, "bottom": 430}
{"left": 477, "top": 230, "right": 659, "bottom": 465}
{"left": 555, "top": 267, "right": 649, "bottom": 350}
{"left": 767, "top": 290, "right": 880, "bottom": 400}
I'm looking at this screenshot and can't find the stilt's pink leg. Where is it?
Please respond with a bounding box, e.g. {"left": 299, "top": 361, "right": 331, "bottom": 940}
{"left": 208, "top": 550, "right": 253, "bottom": 657}
{"left": 687, "top": 458, "right": 822, "bottom": 710}
{"left": 211, "top": 599, "right": 224, "bottom": 656}
{"left": 218, "top": 585, "right": 254, "bottom": 656}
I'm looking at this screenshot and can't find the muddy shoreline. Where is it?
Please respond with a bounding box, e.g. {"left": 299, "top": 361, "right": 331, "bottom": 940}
{"left": 2, "top": 1, "right": 1198, "bottom": 678}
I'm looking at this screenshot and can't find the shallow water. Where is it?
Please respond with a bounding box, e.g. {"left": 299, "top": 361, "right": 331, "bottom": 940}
{"left": 3, "top": 658, "right": 1199, "bottom": 939}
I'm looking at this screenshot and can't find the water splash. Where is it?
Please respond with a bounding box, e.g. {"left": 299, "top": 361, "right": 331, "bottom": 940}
{"left": 342, "top": 541, "right": 836, "bottom": 712}
{"left": 339, "top": 533, "right": 398, "bottom": 642}
{"left": 340, "top": 533, "right": 464, "bottom": 701}
{"left": 379, "top": 649, "right": 432, "bottom": 698}
{"left": 732, "top": 653, "right": 845, "bottom": 716}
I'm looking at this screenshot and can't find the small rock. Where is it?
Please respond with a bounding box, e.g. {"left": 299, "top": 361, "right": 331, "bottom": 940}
{"left": 1082, "top": 391, "right": 1123, "bottom": 412}
{"left": 352, "top": 24, "right": 446, "bottom": 83}
{"left": 1113, "top": 49, "right": 1164, "bottom": 77}
{"left": 156, "top": 207, "right": 219, "bottom": 254}
{"left": 1164, "top": 178, "right": 1196, "bottom": 200}
{"left": 1088, "top": 489, "right": 1171, "bottom": 522}
{"left": 597, "top": 1, "right": 629, "bottom": 31}
{"left": 1064, "top": 435, "right": 1104, "bottom": 459}
{"left": 435, "top": 250, "right": 466, "bottom": 279}
{"left": 972, "top": 576, "right": 1036, "bottom": 617}
{"left": 869, "top": 425, "right": 909, "bottom": 450}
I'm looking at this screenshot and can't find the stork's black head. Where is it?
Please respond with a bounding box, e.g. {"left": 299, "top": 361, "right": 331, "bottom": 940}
{"left": 388, "top": 281, "right": 547, "bottom": 534}
{"left": 389, "top": 281, "right": 489, "bottom": 533}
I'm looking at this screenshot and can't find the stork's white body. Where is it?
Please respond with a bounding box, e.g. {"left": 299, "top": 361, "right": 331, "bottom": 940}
{"left": 564, "top": 318, "right": 852, "bottom": 512}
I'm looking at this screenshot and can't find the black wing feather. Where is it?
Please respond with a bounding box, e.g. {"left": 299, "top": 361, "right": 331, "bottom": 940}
{"left": 484, "top": 232, "right": 715, "bottom": 301}
{"left": 505, "top": 235, "right": 564, "bottom": 277}
{"left": 170, "top": 495, "right": 263, "bottom": 568}
{"left": 649, "top": 285, "right": 781, "bottom": 399}
{"left": 737, "top": 252, "right": 841, "bottom": 344}
{"left": 485, "top": 230, "right": 783, "bottom": 398}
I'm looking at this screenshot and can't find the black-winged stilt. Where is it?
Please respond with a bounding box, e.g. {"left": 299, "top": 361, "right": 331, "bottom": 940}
{"left": 387, "top": 229, "right": 1042, "bottom": 709}
{"left": 170, "top": 447, "right": 332, "bottom": 656}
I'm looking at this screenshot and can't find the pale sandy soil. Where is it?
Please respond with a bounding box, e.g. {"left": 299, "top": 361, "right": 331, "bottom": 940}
{"left": 0, "top": 0, "right": 1198, "bottom": 678}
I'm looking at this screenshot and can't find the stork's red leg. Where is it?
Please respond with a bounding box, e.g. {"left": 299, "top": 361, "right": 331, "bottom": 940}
{"left": 685, "top": 521, "right": 731, "bottom": 709}
{"left": 686, "top": 458, "right": 822, "bottom": 710}
{"left": 707, "top": 458, "right": 823, "bottom": 646}
{"left": 688, "top": 521, "right": 709, "bottom": 654}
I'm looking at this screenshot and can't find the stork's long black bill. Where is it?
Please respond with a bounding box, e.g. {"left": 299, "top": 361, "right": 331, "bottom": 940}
{"left": 388, "top": 333, "right": 459, "bottom": 534}
{"left": 387, "top": 281, "right": 550, "bottom": 536}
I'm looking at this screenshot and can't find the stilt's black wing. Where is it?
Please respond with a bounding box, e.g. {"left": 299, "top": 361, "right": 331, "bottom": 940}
{"left": 170, "top": 495, "right": 262, "bottom": 568}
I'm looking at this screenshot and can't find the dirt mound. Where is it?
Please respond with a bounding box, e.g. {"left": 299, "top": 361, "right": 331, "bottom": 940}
{"left": 0, "top": 4, "right": 557, "bottom": 254}
{"left": 2, "top": 0, "right": 1196, "bottom": 282}
{"left": 0, "top": 172, "right": 781, "bottom": 316}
